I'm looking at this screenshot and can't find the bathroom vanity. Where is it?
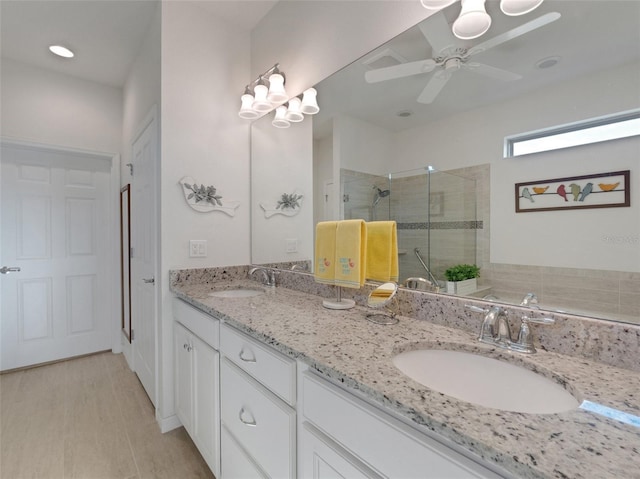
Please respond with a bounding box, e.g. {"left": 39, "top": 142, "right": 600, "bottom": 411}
{"left": 170, "top": 268, "right": 640, "bottom": 479}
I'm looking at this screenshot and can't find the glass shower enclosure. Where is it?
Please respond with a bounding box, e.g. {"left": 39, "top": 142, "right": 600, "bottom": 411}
{"left": 341, "top": 167, "right": 478, "bottom": 286}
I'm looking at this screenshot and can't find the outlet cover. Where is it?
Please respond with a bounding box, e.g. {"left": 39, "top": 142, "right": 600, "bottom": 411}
{"left": 189, "top": 240, "right": 207, "bottom": 258}
{"left": 285, "top": 238, "right": 298, "bottom": 253}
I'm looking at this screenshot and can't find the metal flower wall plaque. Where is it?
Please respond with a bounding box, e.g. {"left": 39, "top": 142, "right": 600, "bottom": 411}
{"left": 260, "top": 190, "right": 304, "bottom": 218}
{"left": 179, "top": 176, "right": 240, "bottom": 216}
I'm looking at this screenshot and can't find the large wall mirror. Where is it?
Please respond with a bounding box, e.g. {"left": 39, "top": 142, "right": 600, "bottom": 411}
{"left": 251, "top": 0, "right": 639, "bottom": 325}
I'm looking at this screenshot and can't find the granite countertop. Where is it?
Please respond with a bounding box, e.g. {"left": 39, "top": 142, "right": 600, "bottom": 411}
{"left": 171, "top": 279, "right": 640, "bottom": 479}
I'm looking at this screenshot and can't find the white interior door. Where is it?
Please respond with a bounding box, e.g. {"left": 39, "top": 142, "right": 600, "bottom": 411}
{"left": 130, "top": 112, "right": 158, "bottom": 405}
{"left": 1, "top": 143, "right": 112, "bottom": 371}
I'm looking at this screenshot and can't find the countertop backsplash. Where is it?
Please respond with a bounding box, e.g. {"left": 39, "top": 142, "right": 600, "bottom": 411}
{"left": 170, "top": 265, "right": 640, "bottom": 372}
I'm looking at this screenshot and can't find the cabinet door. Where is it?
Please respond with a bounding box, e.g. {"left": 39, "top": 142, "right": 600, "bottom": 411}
{"left": 192, "top": 334, "right": 220, "bottom": 477}
{"left": 174, "top": 322, "right": 193, "bottom": 433}
{"left": 221, "top": 425, "right": 268, "bottom": 479}
{"left": 300, "top": 423, "right": 382, "bottom": 479}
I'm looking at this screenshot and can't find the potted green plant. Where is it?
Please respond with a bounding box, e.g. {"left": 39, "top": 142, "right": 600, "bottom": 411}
{"left": 444, "top": 264, "right": 480, "bottom": 295}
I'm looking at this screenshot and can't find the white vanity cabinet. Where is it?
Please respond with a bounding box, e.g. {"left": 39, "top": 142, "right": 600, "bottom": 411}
{"left": 219, "top": 323, "right": 297, "bottom": 479}
{"left": 172, "top": 299, "right": 221, "bottom": 478}
{"left": 300, "top": 371, "right": 506, "bottom": 479}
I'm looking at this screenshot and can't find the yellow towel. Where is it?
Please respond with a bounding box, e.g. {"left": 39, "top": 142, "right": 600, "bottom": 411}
{"left": 314, "top": 221, "right": 337, "bottom": 285}
{"left": 366, "top": 221, "right": 399, "bottom": 282}
{"left": 334, "top": 219, "right": 367, "bottom": 289}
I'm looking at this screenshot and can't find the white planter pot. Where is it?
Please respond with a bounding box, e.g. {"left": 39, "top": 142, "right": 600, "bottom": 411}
{"left": 446, "top": 278, "right": 477, "bottom": 296}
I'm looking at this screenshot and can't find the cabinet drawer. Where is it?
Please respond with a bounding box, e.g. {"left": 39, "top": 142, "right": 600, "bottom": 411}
{"left": 221, "top": 425, "right": 268, "bottom": 479}
{"left": 220, "top": 323, "right": 296, "bottom": 405}
{"left": 173, "top": 298, "right": 219, "bottom": 349}
{"left": 221, "top": 359, "right": 295, "bottom": 479}
{"left": 302, "top": 372, "right": 503, "bottom": 479}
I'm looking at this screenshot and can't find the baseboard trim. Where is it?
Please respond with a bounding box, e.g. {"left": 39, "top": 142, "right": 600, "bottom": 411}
{"left": 158, "top": 414, "right": 182, "bottom": 433}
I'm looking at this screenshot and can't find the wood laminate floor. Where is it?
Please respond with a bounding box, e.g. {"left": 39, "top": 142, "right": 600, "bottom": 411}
{"left": 0, "top": 352, "right": 214, "bottom": 479}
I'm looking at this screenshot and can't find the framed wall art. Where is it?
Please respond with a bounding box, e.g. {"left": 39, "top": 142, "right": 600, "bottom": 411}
{"left": 515, "top": 170, "right": 630, "bottom": 213}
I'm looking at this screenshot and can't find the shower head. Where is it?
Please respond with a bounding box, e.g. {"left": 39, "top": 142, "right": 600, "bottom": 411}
{"left": 372, "top": 186, "right": 390, "bottom": 207}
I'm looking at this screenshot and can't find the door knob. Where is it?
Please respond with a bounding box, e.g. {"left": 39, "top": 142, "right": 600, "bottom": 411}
{"left": 142, "top": 277, "right": 155, "bottom": 284}
{"left": 0, "top": 266, "right": 21, "bottom": 274}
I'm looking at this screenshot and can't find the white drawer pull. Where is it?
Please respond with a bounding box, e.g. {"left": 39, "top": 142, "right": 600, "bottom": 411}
{"left": 239, "top": 407, "right": 257, "bottom": 427}
{"left": 239, "top": 347, "right": 257, "bottom": 363}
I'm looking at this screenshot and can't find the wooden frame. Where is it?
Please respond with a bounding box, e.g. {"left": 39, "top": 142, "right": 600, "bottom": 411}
{"left": 515, "top": 170, "right": 630, "bottom": 213}
{"left": 120, "top": 185, "right": 132, "bottom": 343}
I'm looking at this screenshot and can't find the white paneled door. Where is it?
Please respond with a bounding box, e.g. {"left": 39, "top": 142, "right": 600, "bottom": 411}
{"left": 130, "top": 111, "right": 158, "bottom": 406}
{"left": 1, "top": 143, "right": 112, "bottom": 371}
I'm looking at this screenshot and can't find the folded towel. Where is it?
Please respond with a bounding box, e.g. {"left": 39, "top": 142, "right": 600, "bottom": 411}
{"left": 334, "top": 219, "right": 367, "bottom": 289}
{"left": 314, "top": 221, "right": 337, "bottom": 285}
{"left": 366, "top": 221, "right": 399, "bottom": 282}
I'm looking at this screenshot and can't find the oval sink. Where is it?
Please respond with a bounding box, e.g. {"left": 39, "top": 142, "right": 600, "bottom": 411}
{"left": 208, "top": 288, "right": 264, "bottom": 298}
{"left": 393, "top": 349, "right": 579, "bottom": 414}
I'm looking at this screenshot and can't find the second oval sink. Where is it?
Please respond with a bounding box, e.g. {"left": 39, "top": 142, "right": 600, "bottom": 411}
{"left": 393, "top": 349, "right": 579, "bottom": 414}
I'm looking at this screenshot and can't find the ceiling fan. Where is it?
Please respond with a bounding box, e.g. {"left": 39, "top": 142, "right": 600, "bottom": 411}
{"left": 364, "top": 11, "right": 560, "bottom": 104}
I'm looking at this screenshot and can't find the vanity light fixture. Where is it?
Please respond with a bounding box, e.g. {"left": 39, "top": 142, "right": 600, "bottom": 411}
{"left": 422, "top": 0, "right": 544, "bottom": 39}
{"left": 49, "top": 45, "right": 74, "bottom": 58}
{"left": 238, "top": 64, "right": 320, "bottom": 127}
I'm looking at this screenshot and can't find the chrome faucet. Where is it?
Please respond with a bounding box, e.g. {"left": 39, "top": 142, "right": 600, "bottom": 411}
{"left": 248, "top": 267, "right": 277, "bottom": 287}
{"left": 466, "top": 304, "right": 555, "bottom": 353}
{"left": 520, "top": 292, "right": 539, "bottom": 308}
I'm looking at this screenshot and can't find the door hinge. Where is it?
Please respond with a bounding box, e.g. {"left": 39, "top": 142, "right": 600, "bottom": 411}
{"left": 126, "top": 163, "right": 134, "bottom": 176}
{"left": 130, "top": 247, "right": 134, "bottom": 259}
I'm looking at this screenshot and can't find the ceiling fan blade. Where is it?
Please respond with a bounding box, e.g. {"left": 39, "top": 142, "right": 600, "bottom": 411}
{"left": 465, "top": 63, "right": 522, "bottom": 81}
{"left": 468, "top": 12, "right": 561, "bottom": 56}
{"left": 365, "top": 59, "right": 436, "bottom": 83}
{"left": 417, "top": 71, "right": 452, "bottom": 104}
{"left": 419, "top": 12, "right": 457, "bottom": 56}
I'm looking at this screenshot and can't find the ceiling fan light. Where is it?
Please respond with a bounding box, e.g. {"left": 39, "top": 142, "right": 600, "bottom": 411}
{"left": 252, "top": 82, "right": 272, "bottom": 112}
{"left": 267, "top": 73, "right": 288, "bottom": 103}
{"left": 300, "top": 88, "right": 320, "bottom": 115}
{"left": 420, "top": 0, "right": 457, "bottom": 10}
{"left": 238, "top": 92, "right": 260, "bottom": 119}
{"left": 500, "top": 0, "right": 544, "bottom": 16}
{"left": 452, "top": 0, "right": 492, "bottom": 40}
{"left": 272, "top": 105, "right": 291, "bottom": 128}
{"left": 285, "top": 97, "right": 304, "bottom": 122}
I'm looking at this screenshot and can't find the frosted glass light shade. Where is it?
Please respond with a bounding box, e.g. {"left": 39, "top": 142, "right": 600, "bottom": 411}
{"left": 252, "top": 83, "right": 272, "bottom": 112}
{"left": 452, "top": 0, "right": 491, "bottom": 39}
{"left": 500, "top": 0, "right": 544, "bottom": 16}
{"left": 267, "top": 73, "right": 288, "bottom": 102}
{"left": 238, "top": 93, "right": 259, "bottom": 119}
{"left": 285, "top": 97, "right": 304, "bottom": 122}
{"left": 300, "top": 88, "right": 320, "bottom": 115}
{"left": 272, "top": 106, "right": 291, "bottom": 128}
{"left": 420, "top": 0, "right": 456, "bottom": 9}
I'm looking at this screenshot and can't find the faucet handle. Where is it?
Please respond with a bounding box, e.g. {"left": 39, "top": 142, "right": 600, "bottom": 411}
{"left": 465, "top": 304, "right": 489, "bottom": 314}
{"left": 522, "top": 315, "right": 555, "bottom": 325}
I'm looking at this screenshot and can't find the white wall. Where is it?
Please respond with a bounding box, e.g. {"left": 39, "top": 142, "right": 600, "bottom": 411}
{"left": 122, "top": 3, "right": 161, "bottom": 187}
{"left": 159, "top": 0, "right": 252, "bottom": 422}
{"left": 251, "top": 116, "right": 313, "bottom": 264}
{"left": 251, "top": 1, "right": 434, "bottom": 97}
{"left": 0, "top": 58, "right": 122, "bottom": 153}
{"left": 394, "top": 61, "right": 640, "bottom": 272}
{"left": 334, "top": 115, "right": 394, "bottom": 176}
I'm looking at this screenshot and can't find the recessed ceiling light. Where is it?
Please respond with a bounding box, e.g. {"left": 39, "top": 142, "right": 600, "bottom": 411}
{"left": 536, "top": 56, "right": 560, "bottom": 69}
{"left": 396, "top": 110, "right": 413, "bottom": 118}
{"left": 49, "top": 45, "right": 74, "bottom": 58}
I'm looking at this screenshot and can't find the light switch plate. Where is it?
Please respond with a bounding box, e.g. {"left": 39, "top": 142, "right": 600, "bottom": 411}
{"left": 189, "top": 240, "right": 207, "bottom": 257}
{"left": 285, "top": 238, "right": 298, "bottom": 253}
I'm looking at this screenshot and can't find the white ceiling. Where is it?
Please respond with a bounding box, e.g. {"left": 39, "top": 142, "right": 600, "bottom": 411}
{"left": 0, "top": 0, "right": 278, "bottom": 88}
{"left": 314, "top": 0, "right": 640, "bottom": 135}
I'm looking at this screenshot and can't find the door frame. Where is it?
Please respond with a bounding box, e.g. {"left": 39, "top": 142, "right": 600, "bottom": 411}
{"left": 0, "top": 137, "right": 122, "bottom": 356}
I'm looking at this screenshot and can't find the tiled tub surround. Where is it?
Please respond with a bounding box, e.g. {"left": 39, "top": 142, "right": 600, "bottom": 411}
{"left": 170, "top": 267, "right": 640, "bottom": 479}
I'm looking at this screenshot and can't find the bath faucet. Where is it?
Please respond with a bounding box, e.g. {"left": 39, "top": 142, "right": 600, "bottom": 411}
{"left": 466, "top": 304, "right": 555, "bottom": 353}
{"left": 520, "top": 292, "right": 539, "bottom": 308}
{"left": 248, "top": 267, "right": 277, "bottom": 287}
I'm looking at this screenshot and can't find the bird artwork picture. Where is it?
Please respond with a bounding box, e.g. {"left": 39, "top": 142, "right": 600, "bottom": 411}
{"left": 578, "top": 182, "right": 593, "bottom": 202}
{"left": 569, "top": 183, "right": 581, "bottom": 201}
{"left": 556, "top": 184, "right": 568, "bottom": 202}
{"left": 532, "top": 186, "right": 549, "bottom": 195}
{"left": 598, "top": 182, "right": 620, "bottom": 192}
{"left": 521, "top": 187, "right": 534, "bottom": 203}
